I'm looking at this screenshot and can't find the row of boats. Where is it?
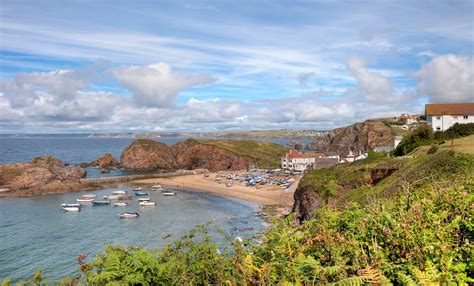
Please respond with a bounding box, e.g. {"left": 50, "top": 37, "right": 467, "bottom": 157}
{"left": 61, "top": 185, "right": 177, "bottom": 218}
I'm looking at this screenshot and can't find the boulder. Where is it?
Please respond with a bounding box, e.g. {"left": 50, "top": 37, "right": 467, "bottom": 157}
{"left": 120, "top": 139, "right": 176, "bottom": 170}
{"left": 85, "top": 153, "right": 120, "bottom": 169}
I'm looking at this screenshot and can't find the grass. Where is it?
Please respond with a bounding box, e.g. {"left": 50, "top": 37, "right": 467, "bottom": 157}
{"left": 411, "top": 134, "right": 474, "bottom": 156}
{"left": 198, "top": 140, "right": 289, "bottom": 169}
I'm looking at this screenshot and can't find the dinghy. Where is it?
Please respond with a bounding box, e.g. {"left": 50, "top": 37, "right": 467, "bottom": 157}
{"left": 103, "top": 195, "right": 120, "bottom": 200}
{"left": 118, "top": 196, "right": 133, "bottom": 200}
{"left": 92, "top": 200, "right": 110, "bottom": 206}
{"left": 61, "top": 203, "right": 81, "bottom": 207}
{"left": 139, "top": 201, "right": 156, "bottom": 206}
{"left": 62, "top": 206, "right": 80, "bottom": 212}
{"left": 137, "top": 197, "right": 151, "bottom": 201}
{"left": 151, "top": 185, "right": 162, "bottom": 189}
{"left": 82, "top": 194, "right": 97, "bottom": 198}
{"left": 134, "top": 191, "right": 149, "bottom": 196}
{"left": 76, "top": 197, "right": 94, "bottom": 202}
{"left": 119, "top": 212, "right": 139, "bottom": 218}
{"left": 112, "top": 190, "right": 127, "bottom": 195}
{"left": 113, "top": 202, "right": 128, "bottom": 207}
{"left": 162, "top": 192, "right": 177, "bottom": 196}
{"left": 133, "top": 187, "right": 142, "bottom": 191}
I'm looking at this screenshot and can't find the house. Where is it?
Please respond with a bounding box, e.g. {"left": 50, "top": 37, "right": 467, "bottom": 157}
{"left": 343, "top": 150, "right": 367, "bottom": 163}
{"left": 373, "top": 146, "right": 393, "bottom": 153}
{"left": 425, "top": 103, "right": 474, "bottom": 132}
{"left": 281, "top": 149, "right": 327, "bottom": 172}
{"left": 326, "top": 151, "right": 340, "bottom": 162}
{"left": 400, "top": 113, "right": 418, "bottom": 124}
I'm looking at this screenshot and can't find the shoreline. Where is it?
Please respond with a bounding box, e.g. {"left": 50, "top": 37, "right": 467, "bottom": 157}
{"left": 132, "top": 172, "right": 297, "bottom": 217}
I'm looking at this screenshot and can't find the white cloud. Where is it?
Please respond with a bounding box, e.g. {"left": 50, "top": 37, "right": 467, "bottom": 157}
{"left": 111, "top": 63, "right": 216, "bottom": 107}
{"left": 415, "top": 54, "right": 474, "bottom": 102}
{"left": 347, "top": 57, "right": 393, "bottom": 101}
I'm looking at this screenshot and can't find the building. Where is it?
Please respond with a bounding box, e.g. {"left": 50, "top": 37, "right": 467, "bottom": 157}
{"left": 342, "top": 150, "right": 367, "bottom": 163}
{"left": 425, "top": 103, "right": 474, "bottom": 132}
{"left": 281, "top": 149, "right": 326, "bottom": 172}
{"left": 373, "top": 146, "right": 393, "bottom": 153}
{"left": 326, "top": 151, "right": 340, "bottom": 162}
{"left": 400, "top": 113, "right": 418, "bottom": 124}
{"left": 394, "top": 136, "right": 403, "bottom": 148}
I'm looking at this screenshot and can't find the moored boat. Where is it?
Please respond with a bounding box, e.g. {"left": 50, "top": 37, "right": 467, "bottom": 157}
{"left": 82, "top": 194, "right": 97, "bottom": 198}
{"left": 118, "top": 196, "right": 133, "bottom": 200}
{"left": 119, "top": 212, "right": 139, "bottom": 218}
{"left": 62, "top": 206, "right": 80, "bottom": 212}
{"left": 134, "top": 191, "right": 149, "bottom": 196}
{"left": 76, "top": 197, "right": 94, "bottom": 202}
{"left": 162, "top": 192, "right": 177, "bottom": 196}
{"left": 139, "top": 201, "right": 156, "bottom": 206}
{"left": 137, "top": 197, "right": 151, "bottom": 201}
{"left": 151, "top": 185, "right": 162, "bottom": 189}
{"left": 103, "top": 195, "right": 120, "bottom": 200}
{"left": 61, "top": 203, "right": 81, "bottom": 207}
{"left": 133, "top": 187, "right": 143, "bottom": 191}
{"left": 92, "top": 200, "right": 110, "bottom": 206}
{"left": 113, "top": 202, "right": 128, "bottom": 207}
{"left": 112, "top": 190, "right": 127, "bottom": 195}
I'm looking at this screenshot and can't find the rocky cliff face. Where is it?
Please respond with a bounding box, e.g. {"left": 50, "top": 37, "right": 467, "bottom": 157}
{"left": 120, "top": 139, "right": 253, "bottom": 172}
{"left": 0, "top": 156, "right": 88, "bottom": 196}
{"left": 81, "top": 153, "right": 121, "bottom": 169}
{"left": 308, "top": 120, "right": 394, "bottom": 156}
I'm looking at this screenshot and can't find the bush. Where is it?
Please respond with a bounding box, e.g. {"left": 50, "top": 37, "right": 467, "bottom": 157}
{"left": 427, "top": 144, "right": 439, "bottom": 154}
{"left": 394, "top": 124, "right": 434, "bottom": 156}
{"left": 435, "top": 123, "right": 474, "bottom": 140}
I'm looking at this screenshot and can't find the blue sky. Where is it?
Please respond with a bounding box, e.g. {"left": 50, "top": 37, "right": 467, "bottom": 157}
{"left": 0, "top": 0, "right": 473, "bottom": 133}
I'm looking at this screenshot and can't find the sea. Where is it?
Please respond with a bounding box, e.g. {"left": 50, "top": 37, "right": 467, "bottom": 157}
{"left": 0, "top": 135, "right": 302, "bottom": 282}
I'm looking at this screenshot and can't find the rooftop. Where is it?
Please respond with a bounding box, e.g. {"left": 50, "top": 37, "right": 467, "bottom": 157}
{"left": 425, "top": 103, "right": 474, "bottom": 116}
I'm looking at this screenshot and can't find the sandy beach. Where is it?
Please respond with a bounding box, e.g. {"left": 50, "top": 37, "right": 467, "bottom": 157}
{"left": 133, "top": 171, "right": 298, "bottom": 216}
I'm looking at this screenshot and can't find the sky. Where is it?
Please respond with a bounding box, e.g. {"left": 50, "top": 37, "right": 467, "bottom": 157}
{"left": 0, "top": 0, "right": 473, "bottom": 133}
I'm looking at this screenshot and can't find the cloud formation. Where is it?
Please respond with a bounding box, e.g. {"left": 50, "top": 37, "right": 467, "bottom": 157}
{"left": 415, "top": 55, "right": 474, "bottom": 103}
{"left": 347, "top": 57, "right": 393, "bottom": 101}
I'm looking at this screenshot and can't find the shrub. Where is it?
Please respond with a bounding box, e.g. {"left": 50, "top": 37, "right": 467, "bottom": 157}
{"left": 427, "top": 144, "right": 439, "bottom": 154}
{"left": 394, "top": 124, "right": 434, "bottom": 156}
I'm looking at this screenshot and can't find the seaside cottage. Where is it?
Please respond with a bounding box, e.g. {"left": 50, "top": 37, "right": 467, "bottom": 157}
{"left": 281, "top": 149, "right": 326, "bottom": 172}
{"left": 425, "top": 103, "right": 474, "bottom": 132}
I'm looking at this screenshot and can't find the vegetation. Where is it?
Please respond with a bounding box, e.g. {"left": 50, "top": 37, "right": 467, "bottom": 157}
{"left": 434, "top": 123, "right": 474, "bottom": 141}
{"left": 3, "top": 151, "right": 473, "bottom": 285}
{"left": 198, "top": 140, "right": 289, "bottom": 169}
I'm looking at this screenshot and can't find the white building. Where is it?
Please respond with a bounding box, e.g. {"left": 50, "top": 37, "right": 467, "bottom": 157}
{"left": 281, "top": 149, "right": 326, "bottom": 172}
{"left": 426, "top": 103, "right": 474, "bottom": 132}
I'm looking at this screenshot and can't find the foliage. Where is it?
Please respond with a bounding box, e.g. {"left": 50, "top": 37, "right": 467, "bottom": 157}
{"left": 434, "top": 123, "right": 474, "bottom": 141}
{"left": 393, "top": 124, "right": 435, "bottom": 156}
{"left": 427, "top": 144, "right": 438, "bottom": 154}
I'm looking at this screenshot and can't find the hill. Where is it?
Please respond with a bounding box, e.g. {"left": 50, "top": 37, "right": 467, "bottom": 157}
{"left": 411, "top": 134, "right": 474, "bottom": 156}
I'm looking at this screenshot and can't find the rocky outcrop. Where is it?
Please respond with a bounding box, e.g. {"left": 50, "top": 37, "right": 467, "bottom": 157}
{"left": 0, "top": 156, "right": 89, "bottom": 196}
{"left": 120, "top": 139, "right": 253, "bottom": 172}
{"left": 121, "top": 139, "right": 176, "bottom": 170}
{"left": 308, "top": 120, "right": 394, "bottom": 156}
{"left": 81, "top": 153, "right": 121, "bottom": 169}
{"left": 171, "top": 141, "right": 253, "bottom": 172}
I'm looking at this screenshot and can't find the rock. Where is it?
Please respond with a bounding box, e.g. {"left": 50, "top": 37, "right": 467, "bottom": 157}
{"left": 0, "top": 156, "right": 87, "bottom": 196}
{"left": 120, "top": 139, "right": 253, "bottom": 172}
{"left": 308, "top": 120, "right": 394, "bottom": 156}
{"left": 86, "top": 153, "right": 121, "bottom": 169}
{"left": 121, "top": 139, "right": 176, "bottom": 170}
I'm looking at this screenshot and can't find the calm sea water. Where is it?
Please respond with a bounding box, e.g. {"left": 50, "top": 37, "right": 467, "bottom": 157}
{"left": 0, "top": 185, "right": 265, "bottom": 282}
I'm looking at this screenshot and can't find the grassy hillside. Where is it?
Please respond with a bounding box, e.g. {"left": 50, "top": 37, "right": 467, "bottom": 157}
{"left": 411, "top": 134, "right": 474, "bottom": 155}
{"left": 198, "top": 140, "right": 289, "bottom": 169}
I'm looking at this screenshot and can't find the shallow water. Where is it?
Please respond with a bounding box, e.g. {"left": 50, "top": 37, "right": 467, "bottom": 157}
{"left": 0, "top": 185, "right": 265, "bottom": 282}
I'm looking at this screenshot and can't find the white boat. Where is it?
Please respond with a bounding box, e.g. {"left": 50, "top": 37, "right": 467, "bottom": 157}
{"left": 133, "top": 187, "right": 142, "bottom": 191}
{"left": 139, "top": 201, "right": 156, "bottom": 206}
{"left": 151, "top": 185, "right": 162, "bottom": 189}
{"left": 63, "top": 206, "right": 80, "bottom": 212}
{"left": 61, "top": 203, "right": 81, "bottom": 207}
{"left": 113, "top": 202, "right": 128, "bottom": 207}
{"left": 76, "top": 197, "right": 94, "bottom": 202}
{"left": 137, "top": 197, "right": 151, "bottom": 201}
{"left": 103, "top": 195, "right": 120, "bottom": 200}
{"left": 119, "top": 212, "right": 139, "bottom": 218}
{"left": 112, "top": 190, "right": 127, "bottom": 195}
{"left": 162, "top": 192, "right": 177, "bottom": 196}
{"left": 82, "top": 194, "right": 97, "bottom": 198}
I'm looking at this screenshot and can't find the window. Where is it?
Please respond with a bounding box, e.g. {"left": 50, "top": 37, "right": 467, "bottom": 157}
{"left": 463, "top": 115, "right": 469, "bottom": 119}
{"left": 436, "top": 116, "right": 441, "bottom": 120}
{"left": 436, "top": 126, "right": 441, "bottom": 131}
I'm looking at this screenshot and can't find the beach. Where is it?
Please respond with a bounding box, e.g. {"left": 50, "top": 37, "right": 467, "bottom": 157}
{"left": 133, "top": 171, "right": 298, "bottom": 216}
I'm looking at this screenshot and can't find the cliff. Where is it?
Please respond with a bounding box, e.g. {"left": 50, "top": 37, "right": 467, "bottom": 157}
{"left": 120, "top": 139, "right": 254, "bottom": 172}
{"left": 308, "top": 120, "right": 394, "bottom": 156}
{"left": 0, "top": 156, "right": 91, "bottom": 196}
{"left": 81, "top": 153, "right": 121, "bottom": 169}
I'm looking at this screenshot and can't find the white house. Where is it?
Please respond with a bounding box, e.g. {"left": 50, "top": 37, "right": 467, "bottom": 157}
{"left": 426, "top": 103, "right": 474, "bottom": 132}
{"left": 281, "top": 149, "right": 326, "bottom": 172}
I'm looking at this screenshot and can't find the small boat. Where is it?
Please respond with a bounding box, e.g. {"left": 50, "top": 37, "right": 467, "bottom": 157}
{"left": 118, "top": 196, "right": 133, "bottom": 200}
{"left": 92, "top": 200, "right": 110, "bottom": 206}
{"left": 113, "top": 202, "right": 128, "bottom": 207}
{"left": 113, "top": 190, "right": 127, "bottom": 195}
{"left": 137, "top": 197, "right": 151, "bottom": 201}
{"left": 119, "top": 212, "right": 139, "bottom": 218}
{"left": 82, "top": 194, "right": 97, "bottom": 198}
{"left": 151, "top": 185, "right": 162, "bottom": 189}
{"left": 103, "top": 195, "right": 120, "bottom": 200}
{"left": 61, "top": 203, "right": 81, "bottom": 207}
{"left": 133, "top": 187, "right": 143, "bottom": 191}
{"left": 139, "top": 201, "right": 156, "bottom": 206}
{"left": 63, "top": 206, "right": 80, "bottom": 212}
{"left": 135, "top": 191, "right": 149, "bottom": 196}
{"left": 162, "top": 192, "right": 177, "bottom": 196}
{"left": 77, "top": 197, "right": 94, "bottom": 202}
